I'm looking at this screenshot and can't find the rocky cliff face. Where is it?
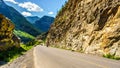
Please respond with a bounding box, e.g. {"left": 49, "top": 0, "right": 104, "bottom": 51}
{"left": 0, "top": 14, "right": 20, "bottom": 51}
{"left": 47, "top": 0, "right": 120, "bottom": 57}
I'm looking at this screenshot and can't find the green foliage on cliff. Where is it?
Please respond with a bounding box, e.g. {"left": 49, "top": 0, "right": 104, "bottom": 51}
{"left": 57, "top": 1, "right": 68, "bottom": 17}
{"left": 103, "top": 54, "right": 120, "bottom": 60}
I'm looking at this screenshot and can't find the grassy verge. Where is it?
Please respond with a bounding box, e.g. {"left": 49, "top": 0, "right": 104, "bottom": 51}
{"left": 0, "top": 40, "right": 41, "bottom": 62}
{"left": 0, "top": 46, "right": 25, "bottom": 62}
{"left": 103, "top": 54, "right": 120, "bottom": 60}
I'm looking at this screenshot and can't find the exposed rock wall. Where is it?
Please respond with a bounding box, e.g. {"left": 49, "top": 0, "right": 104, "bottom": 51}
{"left": 47, "top": 0, "right": 120, "bottom": 57}
{"left": 0, "top": 14, "right": 20, "bottom": 51}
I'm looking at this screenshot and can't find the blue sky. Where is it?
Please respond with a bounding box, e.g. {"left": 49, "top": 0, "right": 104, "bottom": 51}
{"left": 4, "top": 0, "right": 67, "bottom": 17}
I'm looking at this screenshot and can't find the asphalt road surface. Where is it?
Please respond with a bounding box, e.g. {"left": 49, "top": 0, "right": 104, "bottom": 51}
{"left": 34, "top": 46, "right": 120, "bottom": 68}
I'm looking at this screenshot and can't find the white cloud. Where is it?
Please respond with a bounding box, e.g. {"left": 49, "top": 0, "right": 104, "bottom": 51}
{"left": 4, "top": 0, "right": 18, "bottom": 4}
{"left": 4, "top": 0, "right": 44, "bottom": 13}
{"left": 18, "top": 2, "right": 43, "bottom": 12}
{"left": 21, "top": 11, "right": 32, "bottom": 17}
{"left": 48, "top": 12, "right": 54, "bottom": 15}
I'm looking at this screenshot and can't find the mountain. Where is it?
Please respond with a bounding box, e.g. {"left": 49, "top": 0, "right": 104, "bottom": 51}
{"left": 46, "top": 0, "right": 120, "bottom": 58}
{"left": 0, "top": 0, "right": 41, "bottom": 36}
{"left": 34, "top": 16, "right": 54, "bottom": 32}
{"left": 26, "top": 16, "right": 40, "bottom": 24}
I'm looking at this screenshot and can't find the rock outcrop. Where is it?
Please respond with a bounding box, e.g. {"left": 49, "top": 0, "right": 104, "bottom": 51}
{"left": 0, "top": 14, "right": 20, "bottom": 51}
{"left": 47, "top": 0, "right": 120, "bottom": 57}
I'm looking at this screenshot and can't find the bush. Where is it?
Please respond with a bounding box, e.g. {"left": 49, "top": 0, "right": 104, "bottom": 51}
{"left": 103, "top": 54, "right": 120, "bottom": 60}
{"left": 0, "top": 46, "right": 25, "bottom": 62}
{"left": 0, "top": 40, "right": 41, "bottom": 62}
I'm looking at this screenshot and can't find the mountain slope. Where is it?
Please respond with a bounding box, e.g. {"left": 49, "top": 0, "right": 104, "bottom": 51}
{"left": 47, "top": 0, "right": 120, "bottom": 58}
{"left": 0, "top": 0, "right": 41, "bottom": 36}
{"left": 14, "top": 30, "right": 35, "bottom": 43}
{"left": 34, "top": 16, "right": 54, "bottom": 32}
{"left": 26, "top": 16, "right": 40, "bottom": 24}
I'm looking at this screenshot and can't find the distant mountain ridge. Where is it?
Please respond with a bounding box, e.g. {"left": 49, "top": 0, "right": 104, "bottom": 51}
{"left": 34, "top": 16, "right": 54, "bottom": 32}
{"left": 0, "top": 0, "right": 41, "bottom": 36}
{"left": 26, "top": 16, "right": 40, "bottom": 24}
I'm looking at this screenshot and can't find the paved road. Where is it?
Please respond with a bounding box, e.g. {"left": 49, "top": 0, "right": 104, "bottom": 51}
{"left": 34, "top": 46, "right": 120, "bottom": 68}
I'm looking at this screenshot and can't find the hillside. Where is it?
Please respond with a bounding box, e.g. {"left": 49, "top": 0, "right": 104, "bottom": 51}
{"left": 26, "top": 16, "right": 40, "bottom": 24}
{"left": 47, "top": 0, "right": 120, "bottom": 58}
{"left": 0, "top": 0, "right": 41, "bottom": 36}
{"left": 14, "top": 30, "right": 35, "bottom": 43}
{"left": 34, "top": 16, "right": 54, "bottom": 32}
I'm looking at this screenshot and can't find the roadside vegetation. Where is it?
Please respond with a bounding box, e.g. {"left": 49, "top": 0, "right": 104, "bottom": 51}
{"left": 0, "top": 28, "right": 43, "bottom": 63}
{"left": 50, "top": 45, "right": 120, "bottom": 60}
{"left": 103, "top": 54, "right": 120, "bottom": 60}
{"left": 0, "top": 39, "right": 41, "bottom": 62}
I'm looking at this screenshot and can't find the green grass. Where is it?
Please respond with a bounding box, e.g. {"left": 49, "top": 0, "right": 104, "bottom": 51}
{"left": 0, "top": 29, "right": 41, "bottom": 62}
{"left": 103, "top": 54, "right": 120, "bottom": 60}
{"left": 14, "top": 30, "right": 35, "bottom": 39}
{"left": 0, "top": 46, "right": 25, "bottom": 62}
{"left": 20, "top": 43, "right": 33, "bottom": 51}
{"left": 14, "top": 30, "right": 36, "bottom": 43}
{"left": 21, "top": 40, "right": 41, "bottom": 50}
{"left": 0, "top": 40, "right": 41, "bottom": 62}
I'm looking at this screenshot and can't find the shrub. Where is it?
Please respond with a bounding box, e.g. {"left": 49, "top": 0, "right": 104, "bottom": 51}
{"left": 103, "top": 54, "right": 120, "bottom": 60}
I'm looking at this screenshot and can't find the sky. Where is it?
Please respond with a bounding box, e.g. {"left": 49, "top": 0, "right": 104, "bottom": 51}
{"left": 4, "top": 0, "right": 67, "bottom": 17}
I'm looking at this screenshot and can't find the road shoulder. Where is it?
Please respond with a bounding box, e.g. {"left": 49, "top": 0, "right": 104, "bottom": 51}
{"left": 0, "top": 49, "right": 34, "bottom": 68}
